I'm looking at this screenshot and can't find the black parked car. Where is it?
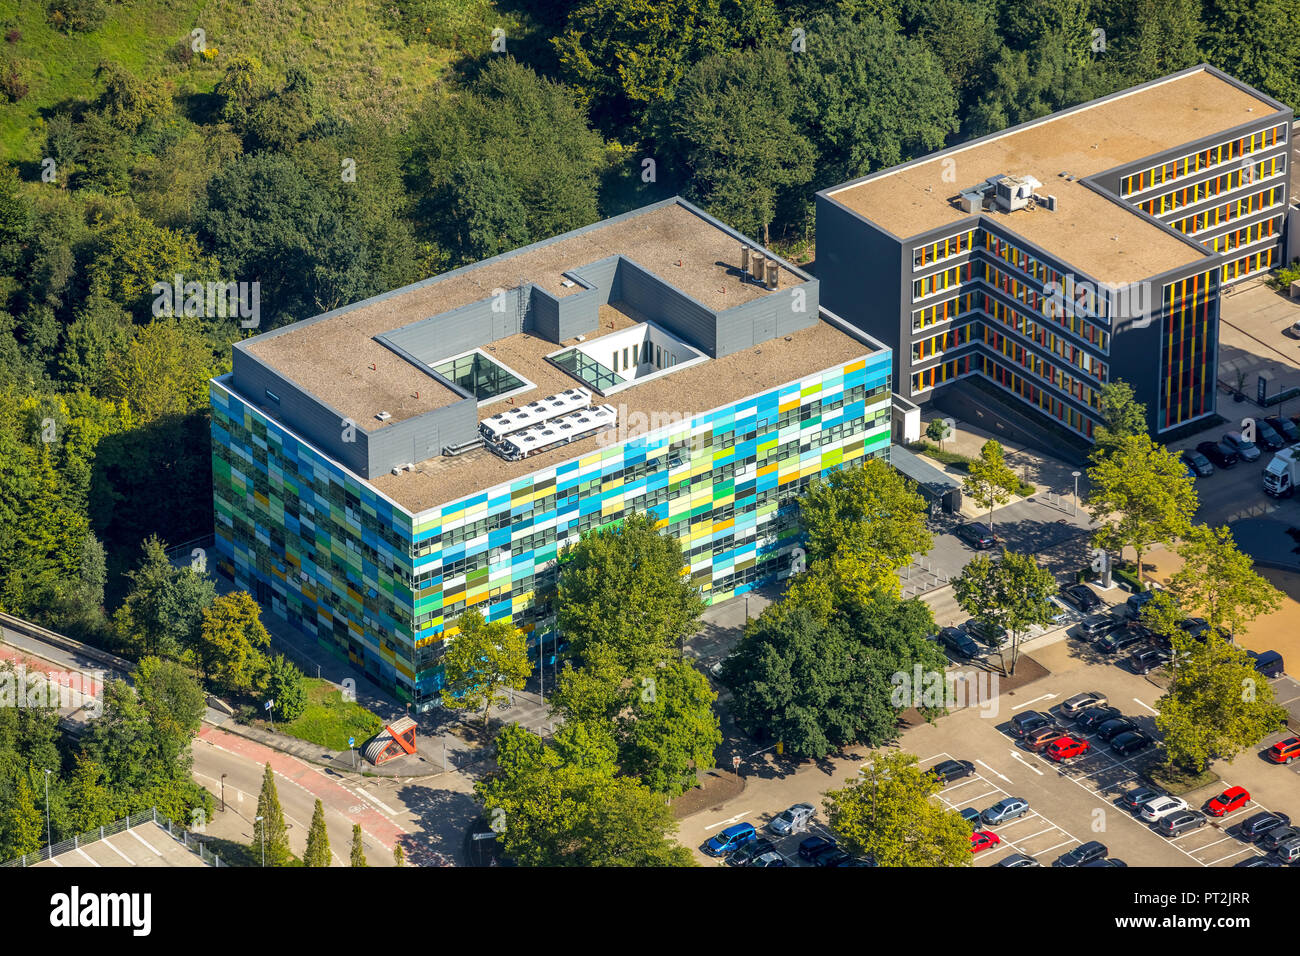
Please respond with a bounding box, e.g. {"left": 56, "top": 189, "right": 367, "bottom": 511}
{"left": 1196, "top": 440, "right": 1238, "bottom": 469}
{"left": 1060, "top": 583, "right": 1102, "bottom": 613}
{"left": 1096, "top": 628, "right": 1144, "bottom": 655}
{"left": 1096, "top": 717, "right": 1140, "bottom": 741}
{"left": 966, "top": 617, "right": 1007, "bottom": 647}
{"left": 1254, "top": 420, "right": 1286, "bottom": 451}
{"left": 1180, "top": 448, "right": 1214, "bottom": 477}
{"left": 1180, "top": 617, "right": 1211, "bottom": 640}
{"left": 1009, "top": 711, "right": 1053, "bottom": 738}
{"left": 1055, "top": 841, "right": 1108, "bottom": 867}
{"left": 797, "top": 835, "right": 837, "bottom": 861}
{"left": 1076, "top": 706, "right": 1123, "bottom": 732}
{"left": 937, "top": 626, "right": 981, "bottom": 660}
{"left": 1259, "top": 825, "right": 1300, "bottom": 852}
{"left": 929, "top": 759, "right": 975, "bottom": 784}
{"left": 813, "top": 849, "right": 853, "bottom": 868}
{"left": 727, "top": 838, "right": 777, "bottom": 867}
{"left": 1110, "top": 731, "right": 1155, "bottom": 757}
{"left": 955, "top": 522, "right": 998, "bottom": 550}
{"left": 1265, "top": 416, "right": 1300, "bottom": 445}
{"left": 1129, "top": 646, "right": 1172, "bottom": 675}
{"left": 1238, "top": 812, "right": 1291, "bottom": 843}
{"left": 1078, "top": 613, "right": 1121, "bottom": 640}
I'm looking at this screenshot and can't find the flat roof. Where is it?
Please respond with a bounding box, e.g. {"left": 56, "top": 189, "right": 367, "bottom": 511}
{"left": 243, "top": 202, "right": 802, "bottom": 431}
{"left": 370, "top": 302, "right": 874, "bottom": 512}
{"left": 825, "top": 68, "right": 1284, "bottom": 285}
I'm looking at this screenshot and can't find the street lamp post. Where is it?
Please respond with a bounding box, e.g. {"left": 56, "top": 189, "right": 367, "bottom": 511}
{"left": 220, "top": 773, "right": 227, "bottom": 812}
{"left": 1071, "top": 470, "right": 1082, "bottom": 517}
{"left": 43, "top": 769, "right": 52, "bottom": 852}
{"left": 256, "top": 815, "right": 265, "bottom": 867}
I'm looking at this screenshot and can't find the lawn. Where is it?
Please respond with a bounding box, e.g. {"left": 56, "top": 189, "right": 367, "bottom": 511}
{"left": 272, "top": 678, "right": 385, "bottom": 751}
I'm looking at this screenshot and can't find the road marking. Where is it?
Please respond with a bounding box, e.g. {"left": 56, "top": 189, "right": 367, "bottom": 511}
{"left": 1015, "top": 826, "right": 1056, "bottom": 842}
{"left": 705, "top": 811, "right": 751, "bottom": 831}
{"left": 101, "top": 837, "right": 135, "bottom": 865}
{"left": 75, "top": 847, "right": 101, "bottom": 866}
{"left": 1032, "top": 838, "right": 1076, "bottom": 856}
{"left": 1133, "top": 698, "right": 1160, "bottom": 715}
{"left": 1011, "top": 693, "right": 1056, "bottom": 711}
{"left": 1007, "top": 751, "right": 1043, "bottom": 775}
{"left": 976, "top": 759, "right": 1013, "bottom": 783}
{"left": 126, "top": 828, "right": 162, "bottom": 857}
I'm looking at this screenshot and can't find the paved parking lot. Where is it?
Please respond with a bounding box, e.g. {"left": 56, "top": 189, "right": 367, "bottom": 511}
{"left": 681, "top": 586, "right": 1300, "bottom": 867}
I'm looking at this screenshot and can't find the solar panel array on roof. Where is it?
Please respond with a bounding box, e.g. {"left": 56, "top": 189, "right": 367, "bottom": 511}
{"left": 478, "top": 387, "right": 592, "bottom": 443}
{"left": 500, "top": 403, "right": 618, "bottom": 461}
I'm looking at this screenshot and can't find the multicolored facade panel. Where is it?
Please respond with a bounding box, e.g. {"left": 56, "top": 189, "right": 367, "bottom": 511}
{"left": 1159, "top": 268, "right": 1220, "bottom": 430}
{"left": 211, "top": 351, "right": 893, "bottom": 708}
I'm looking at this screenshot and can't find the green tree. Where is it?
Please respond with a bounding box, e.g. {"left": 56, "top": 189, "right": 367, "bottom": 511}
{"left": 558, "top": 512, "right": 705, "bottom": 671}
{"left": 792, "top": 13, "right": 959, "bottom": 188}
{"left": 63, "top": 756, "right": 120, "bottom": 834}
{"left": 445, "top": 159, "right": 531, "bottom": 262}
{"left": 554, "top": 0, "right": 778, "bottom": 137}
{"left": 197, "top": 592, "right": 272, "bottom": 696}
{"left": 113, "top": 537, "right": 215, "bottom": 661}
{"left": 724, "top": 606, "right": 888, "bottom": 758}
{"left": 254, "top": 763, "right": 292, "bottom": 867}
{"left": 101, "top": 318, "right": 217, "bottom": 423}
{"left": 655, "top": 47, "right": 814, "bottom": 243}
{"left": 962, "top": 439, "right": 1019, "bottom": 534}
{"left": 264, "top": 655, "right": 307, "bottom": 722}
{"left": 86, "top": 214, "right": 219, "bottom": 321}
{"left": 134, "top": 656, "right": 206, "bottom": 771}
{"left": 1167, "top": 524, "right": 1283, "bottom": 635}
{"left": 1, "top": 774, "right": 44, "bottom": 858}
{"left": 475, "top": 723, "right": 693, "bottom": 866}
{"left": 925, "top": 417, "right": 952, "bottom": 450}
{"left": 304, "top": 799, "right": 330, "bottom": 867}
{"left": 799, "top": 458, "right": 932, "bottom": 570}
{"left": 619, "top": 658, "right": 722, "bottom": 796}
{"left": 407, "top": 58, "right": 603, "bottom": 266}
{"left": 1086, "top": 433, "right": 1197, "bottom": 585}
{"left": 1201, "top": 0, "right": 1300, "bottom": 109}
{"left": 1092, "top": 380, "right": 1148, "bottom": 453}
{"left": 952, "top": 551, "right": 1058, "bottom": 675}
{"left": 824, "top": 750, "right": 971, "bottom": 867}
{"left": 393, "top": 843, "right": 405, "bottom": 867}
{"left": 1156, "top": 631, "right": 1288, "bottom": 773}
{"left": 350, "top": 824, "right": 367, "bottom": 867}
{"left": 440, "top": 611, "right": 533, "bottom": 729}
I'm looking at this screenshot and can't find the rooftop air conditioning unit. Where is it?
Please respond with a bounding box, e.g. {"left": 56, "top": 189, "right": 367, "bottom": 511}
{"left": 376, "top": 411, "right": 392, "bottom": 422}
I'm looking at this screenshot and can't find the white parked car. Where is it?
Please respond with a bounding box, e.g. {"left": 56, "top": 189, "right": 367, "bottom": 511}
{"left": 768, "top": 802, "right": 815, "bottom": 835}
{"left": 1140, "top": 796, "right": 1189, "bottom": 822}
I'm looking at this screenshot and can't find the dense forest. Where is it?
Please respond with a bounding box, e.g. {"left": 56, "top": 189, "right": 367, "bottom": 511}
{"left": 0, "top": 0, "right": 1296, "bottom": 651}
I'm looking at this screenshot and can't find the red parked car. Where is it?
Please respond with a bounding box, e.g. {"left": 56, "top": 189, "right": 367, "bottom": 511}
{"left": 970, "top": 830, "right": 1002, "bottom": 853}
{"left": 1047, "top": 737, "right": 1091, "bottom": 762}
{"left": 1206, "top": 786, "right": 1250, "bottom": 817}
{"left": 1266, "top": 737, "right": 1300, "bottom": 764}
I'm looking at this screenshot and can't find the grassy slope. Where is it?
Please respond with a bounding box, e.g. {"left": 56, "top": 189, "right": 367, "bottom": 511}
{"left": 0, "top": 0, "right": 516, "bottom": 164}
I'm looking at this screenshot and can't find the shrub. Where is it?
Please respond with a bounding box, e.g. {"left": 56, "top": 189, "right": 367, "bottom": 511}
{"left": 0, "top": 62, "right": 27, "bottom": 102}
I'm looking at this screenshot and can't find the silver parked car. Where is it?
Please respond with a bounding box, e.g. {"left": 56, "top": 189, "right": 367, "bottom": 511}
{"left": 767, "top": 802, "right": 815, "bottom": 836}
{"left": 1221, "top": 432, "right": 1261, "bottom": 463}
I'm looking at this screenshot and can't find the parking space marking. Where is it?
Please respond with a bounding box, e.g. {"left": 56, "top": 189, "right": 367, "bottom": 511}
{"left": 1020, "top": 732, "right": 1275, "bottom": 867}
{"left": 924, "top": 754, "right": 1082, "bottom": 865}
{"left": 1132, "top": 698, "right": 1159, "bottom": 715}
{"left": 704, "top": 811, "right": 752, "bottom": 831}
{"left": 1012, "top": 694, "right": 1057, "bottom": 711}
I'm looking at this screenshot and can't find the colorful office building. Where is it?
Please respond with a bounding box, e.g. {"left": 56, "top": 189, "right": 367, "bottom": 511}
{"left": 210, "top": 198, "right": 892, "bottom": 708}
{"left": 816, "top": 65, "right": 1293, "bottom": 441}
